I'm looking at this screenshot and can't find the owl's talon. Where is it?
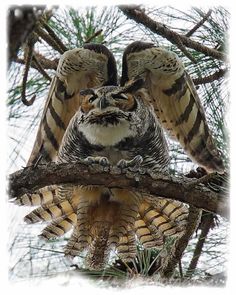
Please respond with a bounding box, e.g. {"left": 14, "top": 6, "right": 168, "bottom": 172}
{"left": 116, "top": 155, "right": 143, "bottom": 170}
{"left": 83, "top": 156, "right": 110, "bottom": 172}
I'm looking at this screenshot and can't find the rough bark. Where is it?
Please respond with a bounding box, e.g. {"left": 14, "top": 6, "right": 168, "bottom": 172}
{"left": 159, "top": 206, "right": 202, "bottom": 278}
{"left": 8, "top": 162, "right": 229, "bottom": 218}
{"left": 119, "top": 6, "right": 227, "bottom": 62}
{"left": 185, "top": 213, "right": 215, "bottom": 277}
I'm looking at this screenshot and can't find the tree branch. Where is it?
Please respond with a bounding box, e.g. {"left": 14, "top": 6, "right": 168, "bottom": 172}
{"left": 159, "top": 206, "right": 201, "bottom": 278}
{"left": 8, "top": 162, "right": 229, "bottom": 218}
{"left": 41, "top": 22, "right": 68, "bottom": 53}
{"left": 14, "top": 52, "right": 58, "bottom": 71}
{"left": 192, "top": 68, "right": 228, "bottom": 85}
{"left": 185, "top": 213, "right": 214, "bottom": 277}
{"left": 84, "top": 29, "right": 103, "bottom": 43}
{"left": 185, "top": 9, "right": 212, "bottom": 37}
{"left": 118, "top": 6, "right": 227, "bottom": 62}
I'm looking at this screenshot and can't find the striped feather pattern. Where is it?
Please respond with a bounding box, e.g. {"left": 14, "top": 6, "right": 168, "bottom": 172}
{"left": 24, "top": 199, "right": 75, "bottom": 224}
{"left": 14, "top": 185, "right": 58, "bottom": 206}
{"left": 27, "top": 45, "right": 118, "bottom": 166}
{"left": 40, "top": 213, "right": 77, "bottom": 239}
{"left": 121, "top": 42, "right": 224, "bottom": 173}
{"left": 135, "top": 217, "right": 164, "bottom": 248}
{"left": 16, "top": 184, "right": 189, "bottom": 269}
{"left": 116, "top": 228, "right": 136, "bottom": 262}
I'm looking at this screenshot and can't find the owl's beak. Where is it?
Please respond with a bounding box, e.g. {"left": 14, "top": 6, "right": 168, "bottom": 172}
{"left": 99, "top": 96, "right": 109, "bottom": 109}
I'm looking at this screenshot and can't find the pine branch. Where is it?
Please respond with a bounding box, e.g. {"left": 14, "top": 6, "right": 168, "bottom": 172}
{"left": 8, "top": 162, "right": 229, "bottom": 218}
{"left": 14, "top": 52, "right": 58, "bottom": 71}
{"left": 41, "top": 22, "right": 68, "bottom": 53}
{"left": 193, "top": 68, "right": 228, "bottom": 85}
{"left": 21, "top": 34, "right": 39, "bottom": 106}
{"left": 84, "top": 29, "right": 103, "bottom": 43}
{"left": 159, "top": 206, "right": 201, "bottom": 278}
{"left": 119, "top": 6, "right": 227, "bottom": 62}
{"left": 34, "top": 26, "right": 65, "bottom": 54}
{"left": 32, "top": 55, "right": 52, "bottom": 82}
{"left": 185, "top": 213, "right": 215, "bottom": 277}
{"left": 185, "top": 9, "right": 213, "bottom": 37}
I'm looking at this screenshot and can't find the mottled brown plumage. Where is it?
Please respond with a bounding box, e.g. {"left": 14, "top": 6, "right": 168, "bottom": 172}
{"left": 14, "top": 41, "right": 224, "bottom": 270}
{"left": 28, "top": 44, "right": 117, "bottom": 165}
{"left": 121, "top": 41, "right": 224, "bottom": 173}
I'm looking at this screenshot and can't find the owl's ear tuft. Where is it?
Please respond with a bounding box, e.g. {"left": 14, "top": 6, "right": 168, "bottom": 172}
{"left": 123, "top": 78, "right": 145, "bottom": 94}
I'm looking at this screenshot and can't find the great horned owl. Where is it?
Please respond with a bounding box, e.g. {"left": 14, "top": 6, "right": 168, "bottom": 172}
{"left": 14, "top": 41, "right": 224, "bottom": 270}
{"left": 17, "top": 79, "right": 189, "bottom": 269}
{"left": 27, "top": 42, "right": 224, "bottom": 173}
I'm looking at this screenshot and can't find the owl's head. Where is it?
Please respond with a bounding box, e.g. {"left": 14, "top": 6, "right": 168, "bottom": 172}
{"left": 76, "top": 79, "right": 152, "bottom": 146}
{"left": 79, "top": 79, "right": 144, "bottom": 119}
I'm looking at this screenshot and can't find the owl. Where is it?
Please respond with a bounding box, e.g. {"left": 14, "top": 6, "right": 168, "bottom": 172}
{"left": 14, "top": 41, "right": 223, "bottom": 270}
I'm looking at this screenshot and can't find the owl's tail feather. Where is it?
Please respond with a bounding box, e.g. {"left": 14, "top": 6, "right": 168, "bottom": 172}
{"left": 64, "top": 223, "right": 91, "bottom": 256}
{"left": 23, "top": 199, "right": 75, "bottom": 224}
{"left": 139, "top": 201, "right": 181, "bottom": 237}
{"left": 135, "top": 217, "right": 164, "bottom": 249}
{"left": 135, "top": 197, "right": 189, "bottom": 249}
{"left": 14, "top": 185, "right": 58, "bottom": 206}
{"left": 146, "top": 197, "right": 189, "bottom": 224}
{"left": 116, "top": 228, "right": 136, "bottom": 262}
{"left": 85, "top": 221, "right": 111, "bottom": 270}
{"left": 64, "top": 199, "right": 92, "bottom": 256}
{"left": 40, "top": 213, "right": 77, "bottom": 239}
{"left": 107, "top": 200, "right": 140, "bottom": 249}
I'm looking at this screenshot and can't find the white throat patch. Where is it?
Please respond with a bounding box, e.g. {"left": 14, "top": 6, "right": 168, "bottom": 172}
{"left": 79, "top": 120, "right": 134, "bottom": 146}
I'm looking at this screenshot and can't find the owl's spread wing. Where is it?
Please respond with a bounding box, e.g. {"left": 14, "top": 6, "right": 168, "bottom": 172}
{"left": 121, "top": 41, "right": 224, "bottom": 173}
{"left": 27, "top": 43, "right": 117, "bottom": 166}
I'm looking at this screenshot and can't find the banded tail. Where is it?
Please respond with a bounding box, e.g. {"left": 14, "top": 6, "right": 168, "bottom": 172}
{"left": 15, "top": 185, "right": 189, "bottom": 270}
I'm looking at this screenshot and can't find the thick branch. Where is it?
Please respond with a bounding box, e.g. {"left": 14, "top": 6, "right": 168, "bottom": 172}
{"left": 119, "top": 6, "right": 227, "bottom": 62}
{"left": 8, "top": 162, "right": 228, "bottom": 218}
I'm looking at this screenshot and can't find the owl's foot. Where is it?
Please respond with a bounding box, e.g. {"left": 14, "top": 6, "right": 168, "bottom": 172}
{"left": 82, "top": 156, "right": 110, "bottom": 172}
{"left": 116, "top": 155, "right": 143, "bottom": 171}
{"left": 111, "top": 155, "right": 145, "bottom": 180}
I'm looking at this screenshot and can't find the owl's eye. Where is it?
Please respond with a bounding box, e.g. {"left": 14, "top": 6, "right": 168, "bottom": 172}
{"left": 112, "top": 93, "right": 128, "bottom": 100}
{"left": 88, "top": 94, "right": 98, "bottom": 103}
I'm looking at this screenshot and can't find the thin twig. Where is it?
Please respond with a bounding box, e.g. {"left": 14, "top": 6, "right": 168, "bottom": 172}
{"left": 84, "top": 29, "right": 103, "bottom": 43}
{"left": 185, "top": 172, "right": 219, "bottom": 189}
{"left": 32, "top": 54, "right": 52, "bottom": 82}
{"left": 159, "top": 206, "right": 201, "bottom": 278}
{"left": 193, "top": 68, "right": 228, "bottom": 85}
{"left": 185, "top": 9, "right": 213, "bottom": 37}
{"left": 35, "top": 26, "right": 64, "bottom": 54}
{"left": 21, "top": 34, "right": 37, "bottom": 106}
{"left": 14, "top": 53, "right": 58, "bottom": 70}
{"left": 173, "top": 35, "right": 197, "bottom": 63}
{"left": 178, "top": 260, "right": 184, "bottom": 281}
{"left": 42, "top": 22, "right": 68, "bottom": 53}
{"left": 119, "top": 6, "right": 227, "bottom": 61}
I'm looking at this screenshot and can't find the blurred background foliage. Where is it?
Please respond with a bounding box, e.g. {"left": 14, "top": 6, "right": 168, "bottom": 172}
{"left": 8, "top": 5, "right": 229, "bottom": 286}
